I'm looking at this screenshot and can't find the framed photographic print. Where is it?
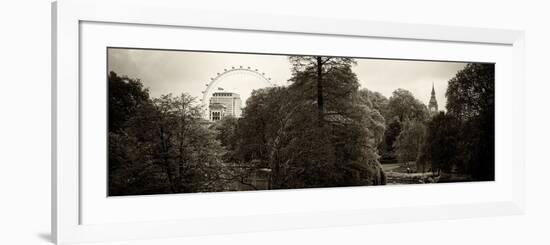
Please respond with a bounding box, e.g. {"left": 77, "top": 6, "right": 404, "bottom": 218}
{"left": 52, "top": 0, "right": 525, "bottom": 244}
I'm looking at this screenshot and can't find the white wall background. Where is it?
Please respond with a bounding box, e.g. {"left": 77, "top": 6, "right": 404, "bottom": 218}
{"left": 0, "top": 0, "right": 548, "bottom": 244}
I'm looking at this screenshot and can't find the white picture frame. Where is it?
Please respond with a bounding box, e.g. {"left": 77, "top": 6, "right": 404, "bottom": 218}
{"left": 52, "top": 0, "right": 525, "bottom": 244}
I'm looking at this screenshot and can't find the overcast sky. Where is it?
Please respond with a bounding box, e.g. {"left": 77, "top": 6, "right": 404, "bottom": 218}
{"left": 108, "top": 48, "right": 467, "bottom": 111}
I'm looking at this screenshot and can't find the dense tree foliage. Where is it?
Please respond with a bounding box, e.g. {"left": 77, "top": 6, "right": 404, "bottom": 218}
{"left": 394, "top": 120, "right": 426, "bottom": 164}
{"left": 387, "top": 89, "right": 429, "bottom": 123}
{"left": 288, "top": 56, "right": 356, "bottom": 126}
{"left": 358, "top": 89, "right": 390, "bottom": 123}
{"left": 108, "top": 71, "right": 150, "bottom": 132}
{"left": 145, "top": 94, "right": 226, "bottom": 193}
{"left": 211, "top": 115, "right": 239, "bottom": 161}
{"left": 108, "top": 71, "right": 160, "bottom": 195}
{"left": 446, "top": 64, "right": 494, "bottom": 121}
{"left": 369, "top": 89, "right": 429, "bottom": 164}
{"left": 446, "top": 63, "right": 495, "bottom": 180}
{"left": 108, "top": 74, "right": 229, "bottom": 195}
{"left": 379, "top": 118, "right": 401, "bottom": 163}
{"left": 416, "top": 112, "right": 460, "bottom": 174}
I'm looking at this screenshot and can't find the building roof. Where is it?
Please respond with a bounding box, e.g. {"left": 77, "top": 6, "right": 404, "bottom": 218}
{"left": 212, "top": 92, "right": 241, "bottom": 98}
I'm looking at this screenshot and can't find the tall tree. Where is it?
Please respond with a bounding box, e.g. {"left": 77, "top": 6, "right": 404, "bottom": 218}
{"left": 288, "top": 56, "right": 356, "bottom": 126}
{"left": 394, "top": 120, "right": 426, "bottom": 165}
{"left": 446, "top": 64, "right": 495, "bottom": 121}
{"left": 379, "top": 118, "right": 401, "bottom": 163}
{"left": 358, "top": 89, "right": 390, "bottom": 121}
{"left": 387, "top": 88, "right": 429, "bottom": 122}
{"left": 234, "top": 87, "right": 314, "bottom": 188}
{"left": 446, "top": 63, "right": 495, "bottom": 180}
{"left": 376, "top": 88, "right": 428, "bottom": 163}
{"left": 211, "top": 115, "right": 239, "bottom": 161}
{"left": 417, "top": 112, "right": 460, "bottom": 174}
{"left": 108, "top": 71, "right": 162, "bottom": 196}
{"left": 148, "top": 93, "right": 225, "bottom": 193}
{"left": 108, "top": 71, "right": 150, "bottom": 132}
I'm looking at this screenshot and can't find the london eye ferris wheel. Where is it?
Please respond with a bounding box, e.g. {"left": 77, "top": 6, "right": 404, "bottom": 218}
{"left": 200, "top": 66, "right": 276, "bottom": 118}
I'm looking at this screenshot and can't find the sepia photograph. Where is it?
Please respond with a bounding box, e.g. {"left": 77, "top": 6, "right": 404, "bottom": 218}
{"left": 107, "top": 47, "right": 495, "bottom": 196}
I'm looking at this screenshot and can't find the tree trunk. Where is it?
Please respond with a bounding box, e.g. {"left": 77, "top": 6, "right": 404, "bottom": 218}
{"left": 176, "top": 161, "right": 183, "bottom": 193}
{"left": 316, "top": 56, "right": 324, "bottom": 126}
{"left": 159, "top": 126, "right": 177, "bottom": 193}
